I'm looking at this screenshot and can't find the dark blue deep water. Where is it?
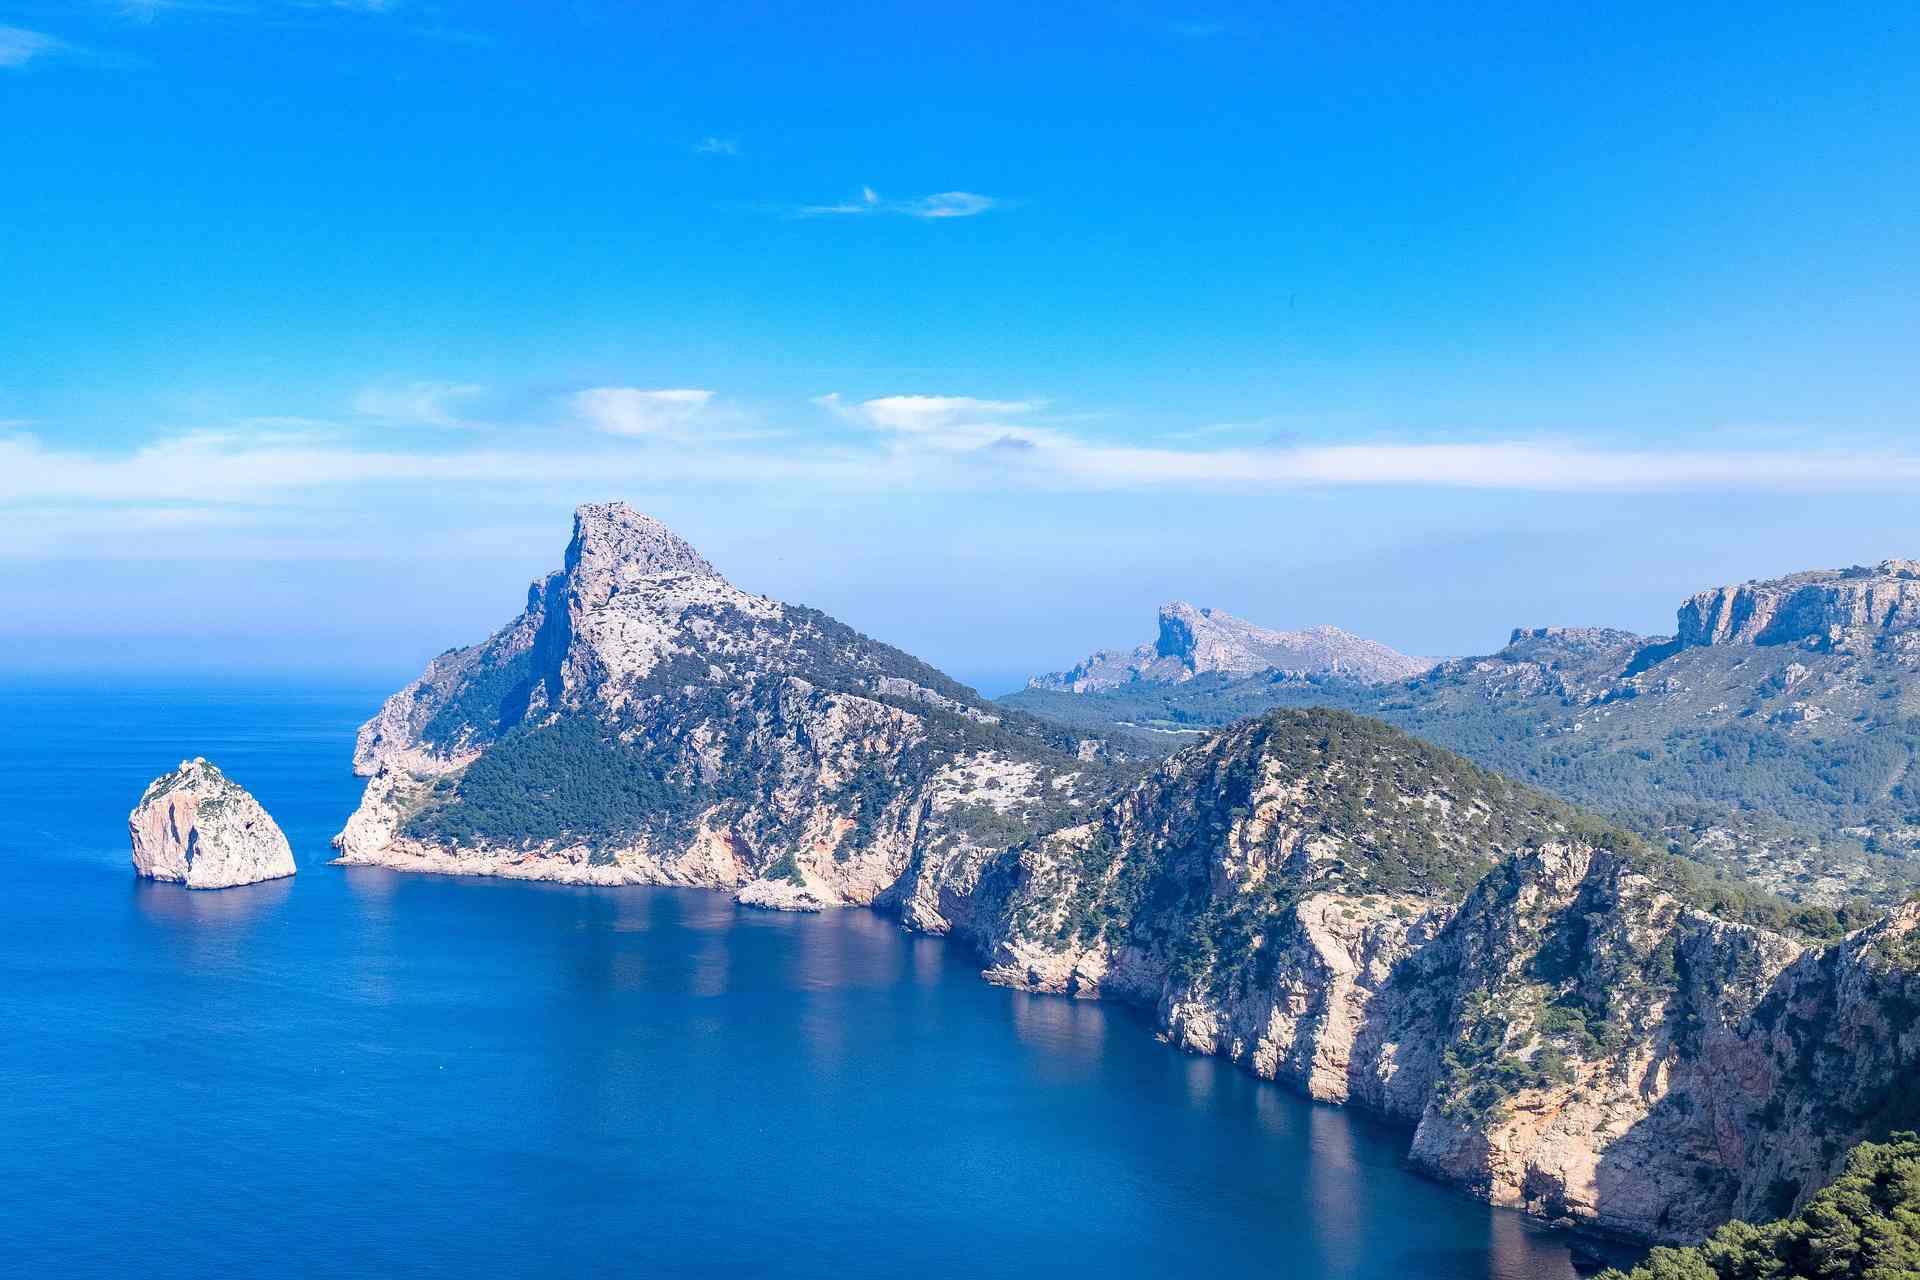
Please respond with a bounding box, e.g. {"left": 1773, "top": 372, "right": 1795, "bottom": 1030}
{"left": 0, "top": 685, "right": 1599, "bottom": 1279}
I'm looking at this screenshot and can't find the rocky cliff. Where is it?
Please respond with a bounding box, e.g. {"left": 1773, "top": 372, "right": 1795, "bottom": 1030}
{"left": 1030, "top": 601, "right": 1433, "bottom": 692}
{"left": 334, "top": 503, "right": 1112, "bottom": 911}
{"left": 130, "top": 758, "right": 297, "bottom": 889}
{"left": 960, "top": 709, "right": 1920, "bottom": 1245}
{"left": 1677, "top": 559, "right": 1920, "bottom": 653}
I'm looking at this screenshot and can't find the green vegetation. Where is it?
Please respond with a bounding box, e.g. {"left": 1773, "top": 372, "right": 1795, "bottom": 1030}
{"left": 1002, "top": 642, "right": 1920, "bottom": 905}
{"left": 404, "top": 714, "right": 705, "bottom": 849}
{"left": 1045, "top": 709, "right": 1608, "bottom": 986}
{"left": 403, "top": 597, "right": 1117, "bottom": 861}
{"left": 1597, "top": 1134, "right": 1920, "bottom": 1280}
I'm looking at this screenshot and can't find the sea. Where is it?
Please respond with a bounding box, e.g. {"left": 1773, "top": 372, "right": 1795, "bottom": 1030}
{"left": 0, "top": 683, "right": 1615, "bottom": 1279}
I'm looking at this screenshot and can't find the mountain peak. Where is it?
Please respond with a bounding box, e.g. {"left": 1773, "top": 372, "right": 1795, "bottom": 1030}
{"left": 1033, "top": 602, "right": 1434, "bottom": 692}
{"left": 564, "top": 503, "right": 720, "bottom": 609}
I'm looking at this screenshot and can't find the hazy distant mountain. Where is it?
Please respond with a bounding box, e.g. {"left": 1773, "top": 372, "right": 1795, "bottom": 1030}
{"left": 1029, "top": 600, "right": 1436, "bottom": 693}
{"left": 1005, "top": 560, "right": 1920, "bottom": 905}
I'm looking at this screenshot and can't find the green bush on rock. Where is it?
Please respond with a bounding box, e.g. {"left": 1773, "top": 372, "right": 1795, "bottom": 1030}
{"left": 1598, "top": 1133, "right": 1920, "bottom": 1280}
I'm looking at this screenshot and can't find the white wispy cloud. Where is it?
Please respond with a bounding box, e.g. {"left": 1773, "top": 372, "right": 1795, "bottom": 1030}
{"left": 797, "top": 187, "right": 999, "bottom": 219}
{"left": 7, "top": 398, "right": 1920, "bottom": 545}
{"left": 351, "top": 379, "right": 485, "bottom": 426}
{"left": 816, "top": 393, "right": 1042, "bottom": 434}
{"left": 570, "top": 387, "right": 717, "bottom": 438}
{"left": 695, "top": 136, "right": 740, "bottom": 156}
{"left": 111, "top": 0, "right": 399, "bottom": 22}
{"left": 0, "top": 26, "right": 63, "bottom": 67}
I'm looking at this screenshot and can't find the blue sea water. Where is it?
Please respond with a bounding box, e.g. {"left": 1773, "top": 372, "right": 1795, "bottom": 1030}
{"left": 0, "top": 684, "right": 1607, "bottom": 1279}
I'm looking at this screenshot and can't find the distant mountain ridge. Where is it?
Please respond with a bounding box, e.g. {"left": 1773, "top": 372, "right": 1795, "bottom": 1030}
{"left": 1030, "top": 600, "right": 1435, "bottom": 692}
{"left": 1004, "top": 559, "right": 1920, "bottom": 905}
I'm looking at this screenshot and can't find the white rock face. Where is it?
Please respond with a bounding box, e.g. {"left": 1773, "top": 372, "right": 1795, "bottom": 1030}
{"left": 129, "top": 758, "right": 297, "bottom": 889}
{"left": 1677, "top": 558, "right": 1920, "bottom": 652}
{"left": 1032, "top": 600, "right": 1434, "bottom": 691}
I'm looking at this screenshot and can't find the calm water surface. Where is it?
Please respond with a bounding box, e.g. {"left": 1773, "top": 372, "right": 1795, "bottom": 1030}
{"left": 0, "top": 684, "right": 1602, "bottom": 1278}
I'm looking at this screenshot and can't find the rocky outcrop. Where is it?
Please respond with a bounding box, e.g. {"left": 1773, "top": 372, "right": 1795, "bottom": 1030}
{"left": 129, "top": 758, "right": 296, "bottom": 889}
{"left": 1031, "top": 601, "right": 1434, "bottom": 692}
{"left": 1677, "top": 560, "right": 1920, "bottom": 653}
{"left": 334, "top": 503, "right": 1109, "bottom": 910}
{"left": 963, "top": 709, "right": 1920, "bottom": 1245}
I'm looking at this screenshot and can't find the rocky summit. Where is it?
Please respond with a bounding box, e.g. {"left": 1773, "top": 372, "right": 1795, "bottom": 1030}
{"left": 1030, "top": 600, "right": 1434, "bottom": 692}
{"left": 129, "top": 758, "right": 296, "bottom": 889}
{"left": 334, "top": 502, "right": 1112, "bottom": 913}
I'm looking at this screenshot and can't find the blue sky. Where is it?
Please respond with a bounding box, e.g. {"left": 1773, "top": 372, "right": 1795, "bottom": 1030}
{"left": 3, "top": 2, "right": 1918, "bottom": 693}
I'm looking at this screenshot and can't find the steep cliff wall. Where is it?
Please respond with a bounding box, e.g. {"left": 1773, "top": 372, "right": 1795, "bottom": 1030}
{"left": 961, "top": 709, "right": 1920, "bottom": 1244}
{"left": 1677, "top": 559, "right": 1920, "bottom": 652}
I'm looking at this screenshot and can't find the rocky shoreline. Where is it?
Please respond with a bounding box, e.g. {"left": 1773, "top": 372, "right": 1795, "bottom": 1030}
{"left": 329, "top": 505, "right": 1920, "bottom": 1249}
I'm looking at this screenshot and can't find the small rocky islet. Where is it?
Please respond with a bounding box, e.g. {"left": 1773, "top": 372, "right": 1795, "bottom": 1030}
{"left": 128, "top": 757, "right": 296, "bottom": 889}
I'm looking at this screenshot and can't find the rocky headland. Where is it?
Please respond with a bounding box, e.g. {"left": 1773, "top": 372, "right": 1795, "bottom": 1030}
{"left": 129, "top": 758, "right": 297, "bottom": 889}
{"left": 333, "top": 502, "right": 1112, "bottom": 913}
{"left": 336, "top": 508, "right": 1920, "bottom": 1250}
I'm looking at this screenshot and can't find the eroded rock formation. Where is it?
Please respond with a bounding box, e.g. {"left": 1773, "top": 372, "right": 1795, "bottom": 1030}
{"left": 129, "top": 758, "right": 296, "bottom": 889}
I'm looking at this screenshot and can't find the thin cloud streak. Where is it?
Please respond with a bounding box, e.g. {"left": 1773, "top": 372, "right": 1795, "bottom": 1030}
{"left": 796, "top": 187, "right": 999, "bottom": 219}
{"left": 570, "top": 387, "right": 716, "bottom": 438}
{"left": 6, "top": 422, "right": 1920, "bottom": 524}
{"left": 351, "top": 379, "right": 485, "bottom": 426}
{"left": 0, "top": 26, "right": 63, "bottom": 67}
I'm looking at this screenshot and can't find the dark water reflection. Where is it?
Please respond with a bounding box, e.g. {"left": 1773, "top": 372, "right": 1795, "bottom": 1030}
{"left": 0, "top": 686, "right": 1613, "bottom": 1279}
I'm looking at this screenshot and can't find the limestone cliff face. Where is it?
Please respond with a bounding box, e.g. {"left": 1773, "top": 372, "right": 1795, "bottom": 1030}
{"left": 963, "top": 709, "right": 1920, "bottom": 1245}
{"left": 130, "top": 758, "right": 296, "bottom": 889}
{"left": 1677, "top": 560, "right": 1920, "bottom": 653}
{"left": 335, "top": 503, "right": 1107, "bottom": 909}
{"left": 1030, "top": 601, "right": 1433, "bottom": 692}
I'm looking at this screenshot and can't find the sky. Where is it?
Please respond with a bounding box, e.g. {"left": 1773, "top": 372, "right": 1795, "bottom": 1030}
{"left": 2, "top": 1, "right": 1918, "bottom": 695}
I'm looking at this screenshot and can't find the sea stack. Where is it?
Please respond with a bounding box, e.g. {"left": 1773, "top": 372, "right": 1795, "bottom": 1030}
{"left": 129, "top": 758, "right": 297, "bottom": 889}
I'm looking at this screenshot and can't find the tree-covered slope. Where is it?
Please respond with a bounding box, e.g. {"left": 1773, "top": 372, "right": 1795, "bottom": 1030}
{"left": 1597, "top": 1134, "right": 1920, "bottom": 1280}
